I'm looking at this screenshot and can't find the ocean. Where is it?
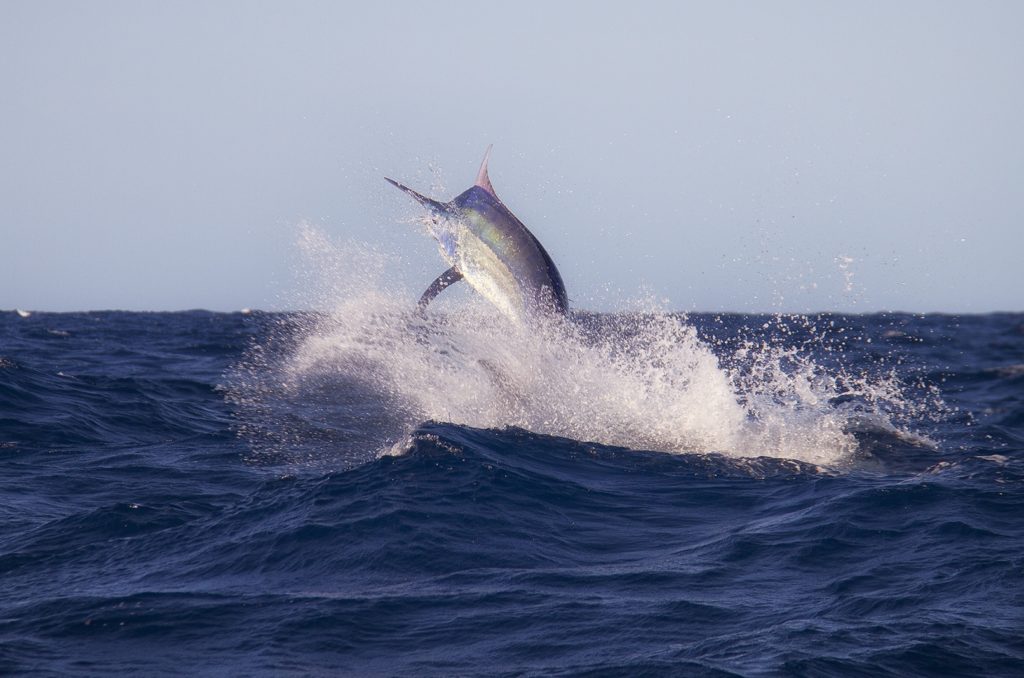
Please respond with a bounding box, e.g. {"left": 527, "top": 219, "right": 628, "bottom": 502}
{"left": 1, "top": 305, "right": 1021, "bottom": 676}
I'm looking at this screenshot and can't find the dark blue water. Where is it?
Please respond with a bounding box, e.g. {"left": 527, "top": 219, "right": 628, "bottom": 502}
{"left": 1, "top": 310, "right": 1021, "bottom": 676}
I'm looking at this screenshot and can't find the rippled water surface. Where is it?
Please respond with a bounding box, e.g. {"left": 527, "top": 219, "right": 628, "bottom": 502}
{"left": 1, "top": 309, "right": 1021, "bottom": 676}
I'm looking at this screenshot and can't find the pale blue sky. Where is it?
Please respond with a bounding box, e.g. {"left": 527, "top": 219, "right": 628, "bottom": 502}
{"left": 1, "top": 1, "right": 1021, "bottom": 312}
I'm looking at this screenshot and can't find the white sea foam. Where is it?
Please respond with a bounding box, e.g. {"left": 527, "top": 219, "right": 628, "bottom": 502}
{"left": 232, "top": 225, "right": 931, "bottom": 469}
{"left": 249, "top": 225, "right": 937, "bottom": 471}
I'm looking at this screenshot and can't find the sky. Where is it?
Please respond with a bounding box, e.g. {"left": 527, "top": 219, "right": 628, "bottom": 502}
{"left": 1, "top": 1, "right": 1021, "bottom": 313}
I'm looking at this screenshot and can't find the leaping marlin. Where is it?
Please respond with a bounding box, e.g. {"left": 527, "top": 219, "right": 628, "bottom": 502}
{"left": 386, "top": 147, "right": 568, "bottom": 322}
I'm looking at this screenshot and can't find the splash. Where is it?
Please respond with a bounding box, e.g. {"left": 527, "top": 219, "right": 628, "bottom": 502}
{"left": 231, "top": 225, "right": 929, "bottom": 469}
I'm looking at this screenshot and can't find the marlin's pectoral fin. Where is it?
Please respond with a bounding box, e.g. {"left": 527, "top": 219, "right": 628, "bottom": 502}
{"left": 418, "top": 266, "right": 464, "bottom": 310}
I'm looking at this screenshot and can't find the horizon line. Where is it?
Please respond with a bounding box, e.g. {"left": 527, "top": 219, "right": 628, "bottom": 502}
{"left": 5, "top": 307, "right": 1023, "bottom": 317}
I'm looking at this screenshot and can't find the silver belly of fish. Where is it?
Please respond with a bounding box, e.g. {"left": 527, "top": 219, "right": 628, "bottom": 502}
{"left": 452, "top": 226, "right": 524, "bottom": 321}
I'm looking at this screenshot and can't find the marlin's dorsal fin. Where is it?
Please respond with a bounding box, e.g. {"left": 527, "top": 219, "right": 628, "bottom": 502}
{"left": 474, "top": 145, "right": 496, "bottom": 197}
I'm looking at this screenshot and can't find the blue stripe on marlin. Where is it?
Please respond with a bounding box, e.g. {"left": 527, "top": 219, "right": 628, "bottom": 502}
{"left": 385, "top": 147, "right": 569, "bottom": 321}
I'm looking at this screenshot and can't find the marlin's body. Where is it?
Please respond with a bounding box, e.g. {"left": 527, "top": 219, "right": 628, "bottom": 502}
{"left": 386, "top": 148, "right": 568, "bottom": 322}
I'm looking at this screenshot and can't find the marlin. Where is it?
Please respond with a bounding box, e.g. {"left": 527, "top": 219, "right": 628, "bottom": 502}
{"left": 385, "top": 147, "right": 568, "bottom": 322}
